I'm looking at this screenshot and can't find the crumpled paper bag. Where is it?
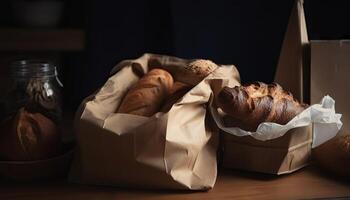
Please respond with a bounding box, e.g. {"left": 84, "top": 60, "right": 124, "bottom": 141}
{"left": 69, "top": 53, "right": 240, "bottom": 190}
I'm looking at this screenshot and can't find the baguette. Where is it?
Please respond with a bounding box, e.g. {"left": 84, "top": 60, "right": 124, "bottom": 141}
{"left": 117, "top": 69, "right": 174, "bottom": 116}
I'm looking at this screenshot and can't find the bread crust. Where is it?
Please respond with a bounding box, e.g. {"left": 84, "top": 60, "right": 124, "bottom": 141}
{"left": 117, "top": 69, "right": 174, "bottom": 116}
{"left": 313, "top": 135, "right": 350, "bottom": 177}
{"left": 218, "top": 82, "right": 306, "bottom": 131}
{"left": 148, "top": 58, "right": 218, "bottom": 85}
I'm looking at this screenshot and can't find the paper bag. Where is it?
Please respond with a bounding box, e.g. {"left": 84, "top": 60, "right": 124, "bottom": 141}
{"left": 275, "top": 0, "right": 309, "bottom": 103}
{"left": 310, "top": 40, "right": 350, "bottom": 136}
{"left": 221, "top": 126, "right": 312, "bottom": 174}
{"left": 214, "top": 0, "right": 342, "bottom": 174}
{"left": 69, "top": 53, "right": 240, "bottom": 190}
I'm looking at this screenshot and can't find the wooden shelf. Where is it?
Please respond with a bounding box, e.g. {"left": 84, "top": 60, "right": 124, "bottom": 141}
{"left": 0, "top": 28, "right": 85, "bottom": 51}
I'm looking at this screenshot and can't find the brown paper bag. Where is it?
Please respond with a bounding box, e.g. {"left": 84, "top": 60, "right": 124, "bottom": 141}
{"left": 310, "top": 40, "right": 350, "bottom": 136}
{"left": 69, "top": 53, "right": 240, "bottom": 190}
{"left": 218, "top": 0, "right": 314, "bottom": 174}
{"left": 221, "top": 126, "right": 312, "bottom": 174}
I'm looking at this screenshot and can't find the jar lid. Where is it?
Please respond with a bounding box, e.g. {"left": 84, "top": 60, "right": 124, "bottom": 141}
{"left": 11, "top": 60, "right": 57, "bottom": 78}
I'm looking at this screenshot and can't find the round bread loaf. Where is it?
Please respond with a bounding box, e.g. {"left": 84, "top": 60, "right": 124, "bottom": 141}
{"left": 0, "top": 108, "right": 61, "bottom": 161}
{"left": 148, "top": 58, "right": 218, "bottom": 85}
{"left": 313, "top": 135, "right": 350, "bottom": 177}
{"left": 186, "top": 59, "right": 217, "bottom": 78}
{"left": 179, "top": 59, "right": 217, "bottom": 85}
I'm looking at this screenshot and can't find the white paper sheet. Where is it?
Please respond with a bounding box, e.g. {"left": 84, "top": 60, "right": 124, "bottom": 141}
{"left": 210, "top": 95, "right": 342, "bottom": 148}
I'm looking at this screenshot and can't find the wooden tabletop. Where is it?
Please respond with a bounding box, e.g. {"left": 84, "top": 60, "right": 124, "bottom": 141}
{"left": 1, "top": 166, "right": 349, "bottom": 200}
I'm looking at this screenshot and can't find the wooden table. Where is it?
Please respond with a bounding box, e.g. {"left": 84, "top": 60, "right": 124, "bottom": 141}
{"left": 1, "top": 166, "right": 349, "bottom": 200}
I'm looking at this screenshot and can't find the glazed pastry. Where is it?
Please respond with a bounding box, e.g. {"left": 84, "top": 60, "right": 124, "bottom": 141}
{"left": 217, "top": 82, "right": 306, "bottom": 131}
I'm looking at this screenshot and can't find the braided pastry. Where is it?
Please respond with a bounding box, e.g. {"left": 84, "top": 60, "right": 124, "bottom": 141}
{"left": 217, "top": 82, "right": 306, "bottom": 131}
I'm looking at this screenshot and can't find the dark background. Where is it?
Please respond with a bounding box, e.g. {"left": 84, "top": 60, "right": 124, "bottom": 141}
{"left": 0, "top": 0, "right": 349, "bottom": 111}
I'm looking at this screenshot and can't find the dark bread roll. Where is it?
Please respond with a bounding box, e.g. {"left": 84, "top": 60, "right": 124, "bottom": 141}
{"left": 313, "top": 135, "right": 350, "bottom": 177}
{"left": 117, "top": 68, "right": 174, "bottom": 117}
{"left": 0, "top": 108, "right": 61, "bottom": 161}
{"left": 161, "top": 82, "right": 192, "bottom": 112}
{"left": 217, "top": 82, "right": 306, "bottom": 131}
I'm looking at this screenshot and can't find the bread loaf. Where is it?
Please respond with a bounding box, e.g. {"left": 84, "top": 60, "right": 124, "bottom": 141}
{"left": 182, "top": 59, "right": 218, "bottom": 84}
{"left": 161, "top": 82, "right": 192, "bottom": 112}
{"left": 117, "top": 69, "right": 174, "bottom": 117}
{"left": 0, "top": 108, "right": 61, "bottom": 161}
{"left": 313, "top": 135, "right": 350, "bottom": 177}
{"left": 217, "top": 82, "right": 306, "bottom": 131}
{"left": 149, "top": 58, "right": 218, "bottom": 85}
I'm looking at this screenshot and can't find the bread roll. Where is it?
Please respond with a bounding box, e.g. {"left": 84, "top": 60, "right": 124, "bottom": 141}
{"left": 161, "top": 82, "right": 192, "bottom": 112}
{"left": 148, "top": 58, "right": 218, "bottom": 85}
{"left": 217, "top": 82, "right": 306, "bottom": 131}
{"left": 117, "top": 69, "right": 174, "bottom": 117}
{"left": 0, "top": 108, "right": 61, "bottom": 161}
{"left": 313, "top": 135, "right": 350, "bottom": 177}
{"left": 183, "top": 59, "right": 218, "bottom": 84}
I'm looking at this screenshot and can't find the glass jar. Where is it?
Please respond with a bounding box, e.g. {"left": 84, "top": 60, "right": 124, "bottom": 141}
{"left": 0, "top": 60, "right": 63, "bottom": 124}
